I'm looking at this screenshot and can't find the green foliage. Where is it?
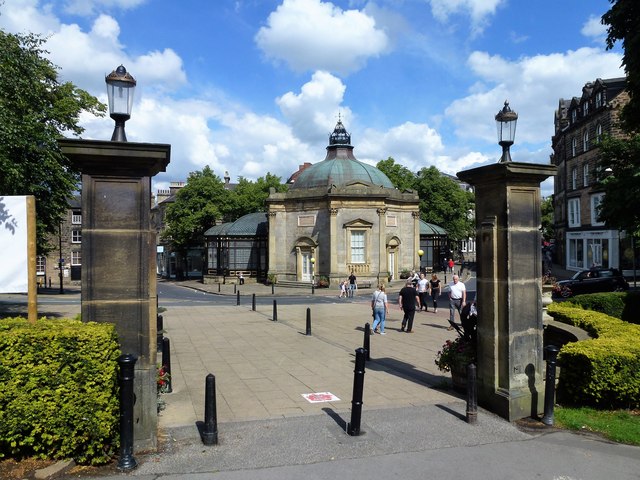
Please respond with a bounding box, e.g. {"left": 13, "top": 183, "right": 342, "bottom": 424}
{"left": 0, "top": 317, "right": 120, "bottom": 464}
{"left": 595, "top": 135, "right": 640, "bottom": 237}
{"left": 562, "top": 291, "right": 640, "bottom": 324}
{"left": 434, "top": 336, "right": 476, "bottom": 373}
{"left": 603, "top": 0, "right": 640, "bottom": 132}
{"left": 375, "top": 158, "right": 475, "bottom": 242}
{"left": 540, "top": 196, "right": 554, "bottom": 241}
{"left": 0, "top": 31, "right": 106, "bottom": 255}
{"left": 414, "top": 166, "right": 475, "bottom": 242}
{"left": 163, "top": 167, "right": 287, "bottom": 252}
{"left": 546, "top": 302, "right": 640, "bottom": 408}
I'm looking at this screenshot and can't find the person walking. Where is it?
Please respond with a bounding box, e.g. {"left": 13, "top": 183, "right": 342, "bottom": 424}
{"left": 371, "top": 284, "right": 389, "bottom": 334}
{"left": 348, "top": 271, "right": 357, "bottom": 298}
{"left": 398, "top": 280, "right": 421, "bottom": 332}
{"left": 429, "top": 273, "right": 441, "bottom": 313}
{"left": 338, "top": 280, "right": 347, "bottom": 298}
{"left": 417, "top": 273, "right": 429, "bottom": 311}
{"left": 448, "top": 258, "right": 455, "bottom": 273}
{"left": 447, "top": 274, "right": 466, "bottom": 331}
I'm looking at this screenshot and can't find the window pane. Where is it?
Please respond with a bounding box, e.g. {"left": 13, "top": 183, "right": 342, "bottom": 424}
{"left": 351, "top": 231, "right": 365, "bottom": 263}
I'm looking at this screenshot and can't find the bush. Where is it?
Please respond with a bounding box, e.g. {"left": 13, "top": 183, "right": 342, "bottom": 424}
{"left": 0, "top": 317, "right": 120, "bottom": 464}
{"left": 565, "top": 291, "right": 640, "bottom": 325}
{"left": 547, "top": 303, "right": 640, "bottom": 409}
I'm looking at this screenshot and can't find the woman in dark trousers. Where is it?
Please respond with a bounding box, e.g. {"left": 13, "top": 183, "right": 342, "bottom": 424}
{"left": 429, "top": 273, "right": 441, "bottom": 313}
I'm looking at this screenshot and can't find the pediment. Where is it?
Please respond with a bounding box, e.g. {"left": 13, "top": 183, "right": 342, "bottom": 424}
{"left": 343, "top": 218, "right": 374, "bottom": 229}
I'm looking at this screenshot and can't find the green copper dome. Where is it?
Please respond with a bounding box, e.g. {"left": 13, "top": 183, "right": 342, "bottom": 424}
{"left": 291, "top": 120, "right": 394, "bottom": 190}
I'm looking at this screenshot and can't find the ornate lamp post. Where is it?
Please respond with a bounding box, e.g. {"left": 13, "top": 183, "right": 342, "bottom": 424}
{"left": 495, "top": 101, "right": 518, "bottom": 163}
{"left": 105, "top": 65, "right": 137, "bottom": 142}
{"left": 310, "top": 257, "right": 315, "bottom": 285}
{"left": 417, "top": 249, "right": 424, "bottom": 272}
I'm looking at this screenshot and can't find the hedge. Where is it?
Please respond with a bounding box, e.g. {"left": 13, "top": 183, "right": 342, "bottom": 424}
{"left": 0, "top": 317, "right": 120, "bottom": 464}
{"left": 564, "top": 291, "right": 640, "bottom": 324}
{"left": 547, "top": 302, "right": 640, "bottom": 409}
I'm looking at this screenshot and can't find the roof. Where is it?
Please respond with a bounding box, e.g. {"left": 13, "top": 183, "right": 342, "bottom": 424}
{"left": 420, "top": 219, "right": 447, "bottom": 236}
{"left": 290, "top": 120, "right": 394, "bottom": 190}
{"left": 204, "top": 212, "right": 268, "bottom": 237}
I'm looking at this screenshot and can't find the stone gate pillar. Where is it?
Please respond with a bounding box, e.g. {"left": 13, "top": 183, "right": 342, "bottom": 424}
{"left": 59, "top": 138, "right": 170, "bottom": 449}
{"left": 457, "top": 162, "right": 556, "bottom": 421}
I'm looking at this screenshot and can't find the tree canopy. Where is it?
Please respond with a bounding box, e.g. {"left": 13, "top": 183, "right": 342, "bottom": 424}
{"left": 0, "top": 31, "right": 106, "bottom": 254}
{"left": 540, "top": 196, "right": 555, "bottom": 242}
{"left": 603, "top": 0, "right": 640, "bottom": 132}
{"left": 163, "top": 167, "right": 287, "bottom": 251}
{"left": 376, "top": 158, "right": 475, "bottom": 243}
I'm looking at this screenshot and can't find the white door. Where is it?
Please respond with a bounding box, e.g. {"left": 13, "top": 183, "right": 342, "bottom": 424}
{"left": 301, "top": 252, "right": 311, "bottom": 281}
{"left": 388, "top": 251, "right": 395, "bottom": 280}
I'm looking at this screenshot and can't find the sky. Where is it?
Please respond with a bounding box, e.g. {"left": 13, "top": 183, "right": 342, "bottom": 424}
{"left": 0, "top": 0, "right": 626, "bottom": 196}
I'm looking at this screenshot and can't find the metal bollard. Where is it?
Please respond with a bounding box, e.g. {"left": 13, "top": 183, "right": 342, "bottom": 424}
{"left": 218, "top": 283, "right": 221, "bottom": 293}
{"left": 201, "top": 374, "right": 218, "bottom": 445}
{"left": 162, "top": 337, "right": 173, "bottom": 393}
{"left": 542, "top": 345, "right": 560, "bottom": 425}
{"left": 236, "top": 291, "right": 240, "bottom": 306}
{"left": 234, "top": 284, "right": 237, "bottom": 294}
{"left": 347, "top": 347, "right": 366, "bottom": 436}
{"left": 117, "top": 354, "right": 138, "bottom": 471}
{"left": 466, "top": 363, "right": 477, "bottom": 424}
{"left": 272, "top": 299, "right": 278, "bottom": 321}
{"left": 363, "top": 322, "right": 371, "bottom": 361}
{"left": 306, "top": 308, "right": 312, "bottom": 335}
{"left": 271, "top": 283, "right": 275, "bottom": 295}
{"left": 312, "top": 283, "right": 315, "bottom": 295}
{"left": 157, "top": 314, "right": 163, "bottom": 351}
{"left": 252, "top": 293, "right": 256, "bottom": 311}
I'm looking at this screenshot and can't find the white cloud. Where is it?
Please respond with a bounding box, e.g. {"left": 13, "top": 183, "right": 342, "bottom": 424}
{"left": 63, "top": 0, "right": 147, "bottom": 16}
{"left": 446, "top": 47, "right": 624, "bottom": 147}
{"left": 581, "top": 15, "right": 607, "bottom": 40}
{"left": 255, "top": 0, "right": 389, "bottom": 74}
{"left": 429, "top": 0, "right": 505, "bottom": 36}
{"left": 277, "top": 71, "right": 350, "bottom": 143}
{"left": 0, "top": 0, "right": 61, "bottom": 34}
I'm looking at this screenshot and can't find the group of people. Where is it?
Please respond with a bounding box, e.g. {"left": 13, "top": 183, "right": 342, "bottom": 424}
{"left": 338, "top": 271, "right": 358, "bottom": 298}
{"left": 370, "top": 272, "right": 466, "bottom": 335}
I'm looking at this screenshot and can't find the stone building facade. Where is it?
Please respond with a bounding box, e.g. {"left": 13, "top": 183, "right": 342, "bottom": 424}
{"left": 266, "top": 120, "right": 420, "bottom": 285}
{"left": 551, "top": 77, "right": 632, "bottom": 272}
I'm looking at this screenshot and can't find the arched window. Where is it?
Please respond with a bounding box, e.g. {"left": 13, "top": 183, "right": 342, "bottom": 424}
{"left": 583, "top": 129, "right": 589, "bottom": 151}
{"left": 571, "top": 137, "right": 577, "bottom": 157}
{"left": 596, "top": 123, "right": 603, "bottom": 143}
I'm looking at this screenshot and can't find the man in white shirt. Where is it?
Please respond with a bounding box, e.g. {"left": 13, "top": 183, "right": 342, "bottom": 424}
{"left": 447, "top": 274, "right": 466, "bottom": 331}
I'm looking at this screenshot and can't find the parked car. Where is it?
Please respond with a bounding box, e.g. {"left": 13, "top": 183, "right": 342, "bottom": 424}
{"left": 553, "top": 268, "right": 629, "bottom": 298}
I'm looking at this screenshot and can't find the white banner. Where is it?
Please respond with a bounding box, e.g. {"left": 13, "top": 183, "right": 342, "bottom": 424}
{"left": 0, "top": 196, "right": 29, "bottom": 293}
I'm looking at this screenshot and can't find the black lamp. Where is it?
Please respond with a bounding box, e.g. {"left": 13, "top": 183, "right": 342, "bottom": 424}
{"left": 495, "top": 101, "right": 518, "bottom": 162}
{"left": 105, "top": 65, "right": 136, "bottom": 142}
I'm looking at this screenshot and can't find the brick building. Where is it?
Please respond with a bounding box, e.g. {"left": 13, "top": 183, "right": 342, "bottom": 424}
{"left": 551, "top": 77, "right": 632, "bottom": 272}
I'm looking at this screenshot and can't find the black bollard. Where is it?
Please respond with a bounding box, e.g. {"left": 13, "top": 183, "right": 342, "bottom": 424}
{"left": 162, "top": 337, "right": 173, "bottom": 393}
{"left": 272, "top": 299, "right": 278, "bottom": 321}
{"left": 252, "top": 293, "right": 256, "bottom": 311}
{"left": 218, "top": 283, "right": 221, "bottom": 293}
{"left": 363, "top": 322, "right": 371, "bottom": 361}
{"left": 306, "top": 308, "right": 312, "bottom": 335}
{"left": 271, "top": 283, "right": 275, "bottom": 295}
{"left": 542, "top": 345, "right": 560, "bottom": 426}
{"left": 201, "top": 374, "right": 218, "bottom": 445}
{"left": 236, "top": 290, "right": 240, "bottom": 306}
{"left": 117, "top": 354, "right": 138, "bottom": 471}
{"left": 466, "top": 363, "right": 477, "bottom": 424}
{"left": 157, "top": 314, "right": 164, "bottom": 351}
{"left": 312, "top": 283, "right": 315, "bottom": 295}
{"left": 347, "top": 347, "right": 366, "bottom": 436}
{"left": 444, "top": 274, "right": 447, "bottom": 283}
{"left": 234, "top": 284, "right": 237, "bottom": 294}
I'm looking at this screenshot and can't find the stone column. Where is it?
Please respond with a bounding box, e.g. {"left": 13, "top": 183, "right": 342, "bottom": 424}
{"left": 330, "top": 208, "right": 339, "bottom": 281}
{"left": 377, "top": 208, "right": 387, "bottom": 282}
{"left": 267, "top": 211, "right": 277, "bottom": 277}
{"left": 457, "top": 162, "right": 556, "bottom": 421}
{"left": 59, "top": 138, "right": 170, "bottom": 449}
{"left": 413, "top": 211, "right": 420, "bottom": 271}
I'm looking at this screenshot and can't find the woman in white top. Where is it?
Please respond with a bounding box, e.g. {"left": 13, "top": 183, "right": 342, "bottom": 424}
{"left": 417, "top": 273, "right": 430, "bottom": 311}
{"left": 371, "top": 284, "right": 389, "bottom": 334}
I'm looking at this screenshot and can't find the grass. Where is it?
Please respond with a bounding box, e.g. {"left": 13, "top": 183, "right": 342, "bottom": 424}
{"left": 554, "top": 406, "right": 640, "bottom": 446}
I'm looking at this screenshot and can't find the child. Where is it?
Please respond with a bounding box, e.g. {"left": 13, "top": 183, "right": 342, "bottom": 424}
{"left": 339, "top": 280, "right": 347, "bottom": 298}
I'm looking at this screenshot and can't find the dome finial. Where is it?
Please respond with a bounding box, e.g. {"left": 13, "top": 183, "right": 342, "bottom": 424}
{"left": 329, "top": 114, "right": 350, "bottom": 146}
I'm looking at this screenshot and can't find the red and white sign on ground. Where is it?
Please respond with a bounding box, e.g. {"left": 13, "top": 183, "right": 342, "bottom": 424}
{"left": 301, "top": 392, "right": 340, "bottom": 403}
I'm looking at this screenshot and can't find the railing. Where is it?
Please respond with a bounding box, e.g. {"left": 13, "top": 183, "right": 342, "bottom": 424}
{"left": 346, "top": 264, "right": 370, "bottom": 275}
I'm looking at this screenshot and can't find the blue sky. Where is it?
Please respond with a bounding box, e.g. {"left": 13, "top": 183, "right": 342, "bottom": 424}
{"left": 0, "top": 0, "right": 625, "bottom": 196}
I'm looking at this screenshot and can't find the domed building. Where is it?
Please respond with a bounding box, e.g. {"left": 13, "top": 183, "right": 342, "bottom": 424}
{"left": 266, "top": 120, "right": 421, "bottom": 285}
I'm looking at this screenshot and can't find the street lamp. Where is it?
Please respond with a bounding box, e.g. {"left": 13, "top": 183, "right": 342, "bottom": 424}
{"left": 310, "top": 257, "right": 316, "bottom": 294}
{"left": 495, "top": 100, "right": 518, "bottom": 163}
{"left": 105, "top": 65, "right": 137, "bottom": 142}
{"left": 417, "top": 249, "right": 424, "bottom": 271}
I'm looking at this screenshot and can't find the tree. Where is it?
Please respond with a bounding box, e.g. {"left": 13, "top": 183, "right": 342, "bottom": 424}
{"left": 376, "top": 157, "right": 416, "bottom": 191}
{"left": 0, "top": 31, "right": 106, "bottom": 254}
{"left": 595, "top": 135, "right": 640, "bottom": 237}
{"left": 227, "top": 173, "right": 288, "bottom": 220}
{"left": 414, "top": 166, "right": 475, "bottom": 243}
{"left": 603, "top": 0, "right": 640, "bottom": 132}
{"left": 540, "top": 196, "right": 555, "bottom": 241}
{"left": 163, "top": 166, "right": 230, "bottom": 251}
